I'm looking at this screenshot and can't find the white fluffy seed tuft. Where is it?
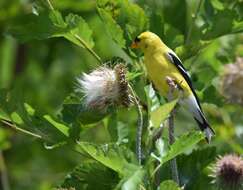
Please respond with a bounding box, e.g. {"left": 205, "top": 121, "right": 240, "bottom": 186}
{"left": 77, "top": 67, "right": 119, "bottom": 109}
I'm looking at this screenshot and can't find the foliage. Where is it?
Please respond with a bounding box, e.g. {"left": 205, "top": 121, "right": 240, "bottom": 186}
{"left": 0, "top": 0, "right": 243, "bottom": 189}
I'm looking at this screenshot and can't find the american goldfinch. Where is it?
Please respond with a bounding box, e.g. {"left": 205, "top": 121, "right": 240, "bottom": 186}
{"left": 131, "top": 31, "right": 215, "bottom": 143}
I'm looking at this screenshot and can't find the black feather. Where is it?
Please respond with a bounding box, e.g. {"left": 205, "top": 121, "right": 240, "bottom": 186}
{"left": 167, "top": 52, "right": 202, "bottom": 109}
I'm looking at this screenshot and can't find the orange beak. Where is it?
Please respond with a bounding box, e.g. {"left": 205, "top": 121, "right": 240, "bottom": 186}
{"left": 131, "top": 41, "right": 138, "bottom": 49}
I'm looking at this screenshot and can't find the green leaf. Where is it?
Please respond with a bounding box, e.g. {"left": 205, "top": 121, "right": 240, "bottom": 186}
{"left": 107, "top": 112, "right": 129, "bottom": 144}
{"left": 0, "top": 110, "right": 10, "bottom": 121}
{"left": 202, "top": 10, "right": 235, "bottom": 40}
{"left": 97, "top": 8, "right": 126, "bottom": 48}
{"left": 177, "top": 147, "right": 216, "bottom": 190}
{"left": 160, "top": 131, "right": 204, "bottom": 164}
{"left": 61, "top": 161, "right": 119, "bottom": 190}
{"left": 144, "top": 84, "right": 160, "bottom": 113}
{"left": 163, "top": 0, "right": 187, "bottom": 35}
{"left": 10, "top": 112, "right": 23, "bottom": 125}
{"left": 175, "top": 41, "right": 210, "bottom": 61}
{"left": 43, "top": 115, "right": 69, "bottom": 137}
{"left": 63, "top": 13, "right": 94, "bottom": 48}
{"left": 61, "top": 93, "right": 110, "bottom": 125}
{"left": 158, "top": 147, "right": 217, "bottom": 189}
{"left": 0, "top": 89, "right": 69, "bottom": 142}
{"left": 61, "top": 103, "right": 109, "bottom": 125}
{"left": 97, "top": 0, "right": 148, "bottom": 47}
{"left": 8, "top": 10, "right": 94, "bottom": 48}
{"left": 160, "top": 180, "right": 181, "bottom": 190}
{"left": 76, "top": 142, "right": 138, "bottom": 175}
{"left": 122, "top": 168, "right": 145, "bottom": 190}
{"left": 151, "top": 99, "right": 178, "bottom": 128}
{"left": 0, "top": 128, "right": 11, "bottom": 150}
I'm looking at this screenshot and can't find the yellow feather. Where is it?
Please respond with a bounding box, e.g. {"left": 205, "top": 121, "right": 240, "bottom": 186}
{"left": 137, "top": 31, "right": 192, "bottom": 98}
{"left": 132, "top": 31, "right": 215, "bottom": 143}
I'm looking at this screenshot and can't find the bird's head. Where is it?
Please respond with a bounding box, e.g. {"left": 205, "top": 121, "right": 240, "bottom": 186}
{"left": 131, "top": 31, "right": 162, "bottom": 52}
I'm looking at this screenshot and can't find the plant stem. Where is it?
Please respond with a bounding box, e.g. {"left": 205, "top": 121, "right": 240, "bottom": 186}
{"left": 128, "top": 84, "right": 143, "bottom": 165}
{"left": 74, "top": 34, "right": 102, "bottom": 64}
{"left": 0, "top": 119, "right": 42, "bottom": 139}
{"left": 167, "top": 77, "right": 180, "bottom": 185}
{"left": 168, "top": 109, "right": 180, "bottom": 184}
{"left": 46, "top": 0, "right": 54, "bottom": 10}
{"left": 186, "top": 0, "right": 203, "bottom": 44}
{"left": 153, "top": 125, "right": 164, "bottom": 187}
{"left": 0, "top": 151, "right": 10, "bottom": 190}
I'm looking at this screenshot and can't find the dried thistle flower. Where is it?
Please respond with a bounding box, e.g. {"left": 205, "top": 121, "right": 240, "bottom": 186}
{"left": 210, "top": 154, "right": 243, "bottom": 190}
{"left": 77, "top": 64, "right": 131, "bottom": 110}
{"left": 220, "top": 57, "right": 243, "bottom": 105}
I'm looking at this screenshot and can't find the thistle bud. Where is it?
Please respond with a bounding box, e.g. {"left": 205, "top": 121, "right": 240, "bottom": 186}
{"left": 210, "top": 154, "right": 243, "bottom": 190}
{"left": 77, "top": 64, "right": 131, "bottom": 110}
{"left": 220, "top": 57, "right": 243, "bottom": 105}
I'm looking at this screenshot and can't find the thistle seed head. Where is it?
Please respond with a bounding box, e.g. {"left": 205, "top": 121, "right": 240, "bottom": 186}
{"left": 114, "top": 64, "right": 131, "bottom": 107}
{"left": 220, "top": 57, "right": 243, "bottom": 105}
{"left": 77, "top": 64, "right": 131, "bottom": 110}
{"left": 210, "top": 154, "right": 243, "bottom": 190}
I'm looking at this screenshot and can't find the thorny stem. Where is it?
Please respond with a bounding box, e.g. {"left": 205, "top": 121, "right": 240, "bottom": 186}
{"left": 168, "top": 109, "right": 180, "bottom": 184}
{"left": 0, "top": 151, "right": 10, "bottom": 190}
{"left": 0, "top": 119, "right": 42, "bottom": 139}
{"left": 167, "top": 77, "right": 180, "bottom": 185}
{"left": 74, "top": 34, "right": 102, "bottom": 64}
{"left": 186, "top": 0, "right": 203, "bottom": 44}
{"left": 128, "top": 84, "right": 143, "bottom": 165}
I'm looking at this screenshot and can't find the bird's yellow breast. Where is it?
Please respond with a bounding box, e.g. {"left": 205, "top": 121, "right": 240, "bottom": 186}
{"left": 144, "top": 49, "right": 192, "bottom": 98}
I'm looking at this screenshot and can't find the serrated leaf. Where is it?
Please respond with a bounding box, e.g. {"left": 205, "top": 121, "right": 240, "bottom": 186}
{"left": 122, "top": 168, "right": 145, "bottom": 190}
{"left": 0, "top": 89, "right": 69, "bottom": 143}
{"left": 97, "top": 0, "right": 148, "bottom": 47}
{"left": 163, "top": 0, "right": 187, "bottom": 35}
{"left": 97, "top": 8, "right": 126, "bottom": 48}
{"left": 175, "top": 41, "right": 210, "bottom": 61}
{"left": 8, "top": 10, "right": 94, "bottom": 48}
{"left": 160, "top": 131, "right": 204, "bottom": 164}
{"left": 61, "top": 161, "right": 119, "bottom": 190}
{"left": 61, "top": 92, "right": 111, "bottom": 125}
{"left": 43, "top": 115, "right": 69, "bottom": 137}
{"left": 158, "top": 147, "right": 217, "bottom": 189}
{"left": 107, "top": 112, "right": 129, "bottom": 144}
{"left": 160, "top": 180, "right": 181, "bottom": 190}
{"left": 63, "top": 13, "right": 94, "bottom": 48}
{"left": 202, "top": 10, "right": 235, "bottom": 40}
{"left": 76, "top": 142, "right": 138, "bottom": 175}
{"left": 151, "top": 99, "right": 178, "bottom": 128}
{"left": 61, "top": 103, "right": 109, "bottom": 125}
{"left": 177, "top": 147, "right": 216, "bottom": 190}
{"left": 144, "top": 84, "right": 160, "bottom": 113}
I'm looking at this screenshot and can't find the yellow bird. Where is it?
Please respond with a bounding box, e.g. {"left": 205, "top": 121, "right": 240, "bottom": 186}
{"left": 131, "top": 31, "right": 215, "bottom": 143}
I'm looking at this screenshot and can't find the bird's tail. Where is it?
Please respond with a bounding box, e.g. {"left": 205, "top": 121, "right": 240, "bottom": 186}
{"left": 193, "top": 115, "right": 215, "bottom": 143}
{"left": 182, "top": 95, "right": 215, "bottom": 143}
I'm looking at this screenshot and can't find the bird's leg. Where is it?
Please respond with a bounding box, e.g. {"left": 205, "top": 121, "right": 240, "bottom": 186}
{"left": 166, "top": 76, "right": 177, "bottom": 99}
{"left": 165, "top": 76, "right": 180, "bottom": 185}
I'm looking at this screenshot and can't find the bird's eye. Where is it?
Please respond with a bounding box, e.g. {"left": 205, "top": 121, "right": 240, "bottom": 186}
{"left": 134, "top": 36, "right": 141, "bottom": 43}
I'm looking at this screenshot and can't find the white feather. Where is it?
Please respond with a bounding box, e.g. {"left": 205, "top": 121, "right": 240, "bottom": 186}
{"left": 204, "top": 128, "right": 214, "bottom": 143}
{"left": 180, "top": 95, "right": 203, "bottom": 122}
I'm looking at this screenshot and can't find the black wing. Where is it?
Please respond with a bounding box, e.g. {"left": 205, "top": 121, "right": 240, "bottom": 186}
{"left": 167, "top": 52, "right": 202, "bottom": 109}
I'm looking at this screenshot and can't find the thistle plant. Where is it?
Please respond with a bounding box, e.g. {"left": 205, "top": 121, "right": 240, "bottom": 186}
{"left": 210, "top": 154, "right": 243, "bottom": 190}
{"left": 220, "top": 57, "right": 243, "bottom": 105}
{"left": 77, "top": 64, "right": 131, "bottom": 110}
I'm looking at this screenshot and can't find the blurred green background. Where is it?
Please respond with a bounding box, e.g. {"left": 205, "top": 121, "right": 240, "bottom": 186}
{"left": 0, "top": 0, "right": 243, "bottom": 189}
